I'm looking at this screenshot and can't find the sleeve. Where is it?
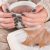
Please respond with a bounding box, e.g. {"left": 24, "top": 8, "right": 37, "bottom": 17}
{"left": 7, "top": 0, "right": 18, "bottom": 4}
{"left": 0, "top": 0, "right": 8, "bottom": 6}
{"left": 37, "top": 0, "right": 50, "bottom": 20}
{"left": 0, "top": 0, "right": 3, "bottom": 6}
{"left": 32, "top": 0, "right": 40, "bottom": 4}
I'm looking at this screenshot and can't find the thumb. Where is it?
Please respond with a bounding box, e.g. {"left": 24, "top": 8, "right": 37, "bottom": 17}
{"left": 2, "top": 3, "right": 10, "bottom": 12}
{"left": 35, "top": 5, "right": 44, "bottom": 13}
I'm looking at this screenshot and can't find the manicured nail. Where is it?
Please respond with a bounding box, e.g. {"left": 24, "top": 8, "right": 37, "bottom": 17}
{"left": 6, "top": 8, "right": 10, "bottom": 12}
{"left": 22, "top": 14, "right": 25, "bottom": 16}
{"left": 12, "top": 14, "right": 17, "bottom": 17}
{"left": 32, "top": 9, "right": 36, "bottom": 12}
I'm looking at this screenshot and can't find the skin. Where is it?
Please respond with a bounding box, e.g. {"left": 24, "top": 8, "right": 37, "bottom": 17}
{"left": 0, "top": 11, "right": 15, "bottom": 29}
{"left": 0, "top": 6, "right": 15, "bottom": 29}
{"left": 22, "top": 5, "right": 48, "bottom": 27}
{"left": 0, "top": 2, "right": 48, "bottom": 29}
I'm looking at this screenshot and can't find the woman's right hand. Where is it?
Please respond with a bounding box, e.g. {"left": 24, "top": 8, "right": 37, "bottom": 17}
{"left": 0, "top": 11, "right": 15, "bottom": 29}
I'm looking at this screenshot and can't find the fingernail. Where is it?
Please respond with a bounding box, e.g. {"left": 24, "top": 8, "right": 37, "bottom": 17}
{"left": 22, "top": 14, "right": 25, "bottom": 16}
{"left": 12, "top": 14, "right": 17, "bottom": 17}
{"left": 32, "top": 9, "right": 36, "bottom": 12}
{"left": 6, "top": 8, "right": 10, "bottom": 12}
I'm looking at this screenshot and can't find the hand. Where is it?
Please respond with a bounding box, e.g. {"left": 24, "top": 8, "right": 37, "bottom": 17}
{"left": 0, "top": 12, "right": 15, "bottom": 29}
{"left": 22, "top": 5, "right": 48, "bottom": 27}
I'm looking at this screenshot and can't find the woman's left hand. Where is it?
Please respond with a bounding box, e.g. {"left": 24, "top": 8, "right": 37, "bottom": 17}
{"left": 22, "top": 5, "right": 48, "bottom": 27}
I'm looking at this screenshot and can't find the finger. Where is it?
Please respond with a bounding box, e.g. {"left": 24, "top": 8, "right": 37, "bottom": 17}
{"left": 22, "top": 16, "right": 33, "bottom": 23}
{"left": 24, "top": 25, "right": 44, "bottom": 31}
{"left": 0, "top": 23, "right": 15, "bottom": 29}
{"left": 22, "top": 20, "right": 43, "bottom": 27}
{"left": 0, "top": 18, "right": 14, "bottom": 23}
{"left": 23, "top": 9, "right": 47, "bottom": 19}
{"left": 2, "top": 3, "right": 10, "bottom": 12}
{"left": 0, "top": 12, "right": 12, "bottom": 18}
{"left": 22, "top": 12, "right": 41, "bottom": 19}
{"left": 23, "top": 12, "right": 35, "bottom": 18}
{"left": 35, "top": 5, "right": 44, "bottom": 13}
{"left": 22, "top": 16, "right": 46, "bottom": 23}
